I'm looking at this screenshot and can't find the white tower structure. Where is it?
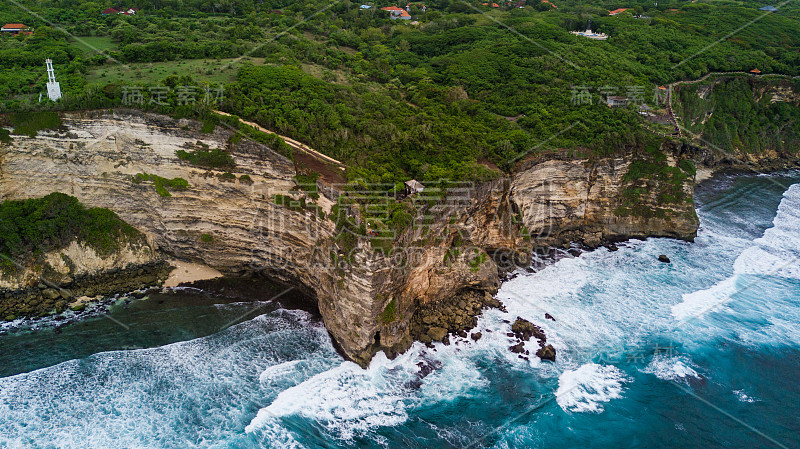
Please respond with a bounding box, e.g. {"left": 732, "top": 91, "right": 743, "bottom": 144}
{"left": 45, "top": 59, "right": 62, "bottom": 102}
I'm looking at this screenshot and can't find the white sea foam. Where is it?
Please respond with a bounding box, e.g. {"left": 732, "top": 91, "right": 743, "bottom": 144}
{"left": 259, "top": 359, "right": 305, "bottom": 383}
{"left": 247, "top": 353, "right": 410, "bottom": 440}
{"left": 671, "top": 276, "right": 738, "bottom": 321}
{"left": 733, "top": 185, "right": 800, "bottom": 279}
{"left": 673, "top": 184, "right": 800, "bottom": 323}
{"left": 497, "top": 237, "right": 691, "bottom": 367}
{"left": 0, "top": 311, "right": 336, "bottom": 449}
{"left": 642, "top": 355, "right": 700, "bottom": 381}
{"left": 555, "top": 363, "right": 629, "bottom": 413}
{"left": 733, "top": 389, "right": 759, "bottom": 403}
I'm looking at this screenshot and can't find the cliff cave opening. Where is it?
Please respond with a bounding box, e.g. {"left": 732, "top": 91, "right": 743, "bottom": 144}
{"left": 181, "top": 274, "right": 321, "bottom": 320}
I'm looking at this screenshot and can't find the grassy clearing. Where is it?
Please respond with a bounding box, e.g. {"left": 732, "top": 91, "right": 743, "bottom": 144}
{"left": 86, "top": 57, "right": 265, "bottom": 87}
{"left": 300, "top": 63, "right": 349, "bottom": 84}
{"left": 70, "top": 36, "right": 117, "bottom": 55}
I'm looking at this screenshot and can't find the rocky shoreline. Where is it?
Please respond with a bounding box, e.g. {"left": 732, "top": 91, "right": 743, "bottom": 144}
{"left": 408, "top": 287, "right": 558, "bottom": 362}
{"left": 0, "top": 261, "right": 173, "bottom": 320}
{"left": 4, "top": 109, "right": 796, "bottom": 367}
{"left": 409, "top": 288, "right": 505, "bottom": 346}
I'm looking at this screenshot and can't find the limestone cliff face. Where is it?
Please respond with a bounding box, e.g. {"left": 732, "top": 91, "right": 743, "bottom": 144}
{"left": 0, "top": 110, "right": 698, "bottom": 366}
{"left": 511, "top": 146, "right": 699, "bottom": 248}
{"left": 0, "top": 239, "right": 158, "bottom": 290}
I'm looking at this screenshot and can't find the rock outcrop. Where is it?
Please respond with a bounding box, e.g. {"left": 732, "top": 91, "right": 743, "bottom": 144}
{"left": 0, "top": 110, "right": 701, "bottom": 366}
{"left": 0, "top": 260, "right": 171, "bottom": 319}
{"left": 511, "top": 146, "right": 699, "bottom": 248}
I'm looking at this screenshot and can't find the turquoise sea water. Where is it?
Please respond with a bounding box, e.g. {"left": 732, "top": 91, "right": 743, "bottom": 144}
{"left": 1, "top": 172, "right": 799, "bottom": 448}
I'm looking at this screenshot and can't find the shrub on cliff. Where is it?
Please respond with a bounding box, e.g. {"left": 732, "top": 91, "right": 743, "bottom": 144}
{"left": 378, "top": 299, "right": 397, "bottom": 324}
{"left": 132, "top": 173, "right": 190, "bottom": 197}
{"left": 0, "top": 193, "right": 143, "bottom": 268}
{"left": 11, "top": 112, "right": 61, "bottom": 137}
{"left": 176, "top": 148, "right": 235, "bottom": 170}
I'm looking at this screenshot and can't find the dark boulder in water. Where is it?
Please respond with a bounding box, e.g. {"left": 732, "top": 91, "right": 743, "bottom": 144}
{"left": 536, "top": 344, "right": 556, "bottom": 362}
{"left": 545, "top": 313, "right": 556, "bottom": 322}
{"left": 406, "top": 359, "right": 443, "bottom": 390}
{"left": 511, "top": 317, "right": 546, "bottom": 342}
{"left": 509, "top": 342, "right": 526, "bottom": 353}
{"left": 471, "top": 332, "right": 482, "bottom": 341}
{"left": 409, "top": 289, "right": 505, "bottom": 346}
{"left": 131, "top": 290, "right": 147, "bottom": 299}
{"left": 658, "top": 254, "right": 671, "bottom": 263}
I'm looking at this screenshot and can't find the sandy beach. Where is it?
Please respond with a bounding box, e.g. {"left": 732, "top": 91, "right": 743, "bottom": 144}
{"left": 164, "top": 260, "right": 223, "bottom": 287}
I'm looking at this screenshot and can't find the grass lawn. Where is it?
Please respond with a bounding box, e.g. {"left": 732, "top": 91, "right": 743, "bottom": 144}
{"left": 70, "top": 36, "right": 117, "bottom": 54}
{"left": 85, "top": 57, "right": 265, "bottom": 87}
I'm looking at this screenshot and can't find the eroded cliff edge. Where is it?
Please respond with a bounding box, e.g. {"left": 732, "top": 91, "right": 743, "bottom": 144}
{"left": 0, "top": 110, "right": 703, "bottom": 366}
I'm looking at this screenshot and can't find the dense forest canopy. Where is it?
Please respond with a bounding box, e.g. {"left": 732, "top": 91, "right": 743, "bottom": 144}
{"left": 1, "top": 0, "right": 798, "bottom": 182}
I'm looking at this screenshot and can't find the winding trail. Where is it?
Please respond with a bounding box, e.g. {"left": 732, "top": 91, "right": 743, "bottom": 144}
{"left": 212, "top": 110, "right": 346, "bottom": 170}
{"left": 657, "top": 71, "right": 800, "bottom": 140}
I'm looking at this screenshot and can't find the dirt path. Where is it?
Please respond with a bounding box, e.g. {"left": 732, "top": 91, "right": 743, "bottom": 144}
{"left": 670, "top": 71, "right": 799, "bottom": 88}
{"left": 212, "top": 110, "right": 346, "bottom": 170}
{"left": 665, "top": 71, "right": 799, "bottom": 138}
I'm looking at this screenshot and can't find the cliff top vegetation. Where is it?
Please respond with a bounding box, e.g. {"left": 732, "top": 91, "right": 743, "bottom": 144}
{"left": 1, "top": 0, "right": 799, "bottom": 184}
{"left": 0, "top": 193, "right": 145, "bottom": 273}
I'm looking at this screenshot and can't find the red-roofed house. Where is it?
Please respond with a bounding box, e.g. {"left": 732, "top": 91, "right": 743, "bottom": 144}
{"left": 381, "top": 6, "right": 412, "bottom": 19}
{"left": 541, "top": 0, "right": 557, "bottom": 8}
{"left": 608, "top": 8, "right": 628, "bottom": 15}
{"left": 1, "top": 23, "right": 31, "bottom": 35}
{"left": 103, "top": 7, "right": 139, "bottom": 15}
{"left": 750, "top": 68, "right": 762, "bottom": 74}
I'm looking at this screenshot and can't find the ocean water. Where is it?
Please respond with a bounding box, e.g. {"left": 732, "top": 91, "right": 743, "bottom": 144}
{"left": 1, "top": 172, "right": 799, "bottom": 449}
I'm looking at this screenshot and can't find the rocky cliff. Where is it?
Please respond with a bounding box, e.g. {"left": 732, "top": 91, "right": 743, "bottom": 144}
{"left": 511, "top": 145, "right": 698, "bottom": 248}
{"left": 674, "top": 75, "right": 800, "bottom": 171}
{"left": 0, "top": 110, "right": 699, "bottom": 365}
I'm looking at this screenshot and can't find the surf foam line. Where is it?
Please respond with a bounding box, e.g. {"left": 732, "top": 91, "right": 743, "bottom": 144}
{"left": 673, "top": 183, "right": 800, "bottom": 324}
{"left": 246, "top": 352, "right": 412, "bottom": 441}
{"left": 0, "top": 311, "right": 337, "bottom": 449}
{"left": 556, "top": 363, "right": 630, "bottom": 413}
